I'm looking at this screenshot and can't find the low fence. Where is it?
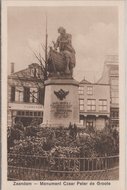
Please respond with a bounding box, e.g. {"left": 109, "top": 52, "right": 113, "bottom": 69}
{"left": 8, "top": 154, "right": 119, "bottom": 180}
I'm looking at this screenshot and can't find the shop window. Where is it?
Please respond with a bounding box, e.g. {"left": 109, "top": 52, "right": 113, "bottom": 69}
{"left": 86, "top": 121, "right": 93, "bottom": 127}
{"left": 87, "top": 99, "right": 96, "bottom": 111}
{"left": 86, "top": 120, "right": 94, "bottom": 132}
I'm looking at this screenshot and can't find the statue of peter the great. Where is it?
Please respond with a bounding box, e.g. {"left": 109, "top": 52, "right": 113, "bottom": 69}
{"left": 54, "top": 27, "right": 76, "bottom": 74}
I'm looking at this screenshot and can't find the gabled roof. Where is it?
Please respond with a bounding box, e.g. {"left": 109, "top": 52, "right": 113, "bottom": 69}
{"left": 8, "top": 63, "right": 44, "bottom": 81}
{"left": 9, "top": 68, "right": 31, "bottom": 79}
{"left": 79, "top": 78, "right": 91, "bottom": 85}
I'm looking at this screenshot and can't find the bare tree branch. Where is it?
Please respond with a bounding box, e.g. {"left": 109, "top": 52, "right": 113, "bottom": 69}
{"left": 28, "top": 45, "right": 48, "bottom": 80}
{"left": 41, "top": 43, "right": 46, "bottom": 52}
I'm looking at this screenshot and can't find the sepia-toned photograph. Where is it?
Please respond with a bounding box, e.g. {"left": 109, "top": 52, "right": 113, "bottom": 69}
{"left": 4, "top": 2, "right": 123, "bottom": 184}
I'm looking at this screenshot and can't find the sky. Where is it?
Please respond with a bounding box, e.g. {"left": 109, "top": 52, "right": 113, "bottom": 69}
{"left": 8, "top": 6, "right": 118, "bottom": 82}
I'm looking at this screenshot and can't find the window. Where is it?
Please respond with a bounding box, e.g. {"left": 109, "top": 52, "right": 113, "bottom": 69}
{"left": 32, "top": 91, "right": 36, "bottom": 102}
{"left": 87, "top": 86, "right": 93, "bottom": 95}
{"left": 111, "top": 97, "right": 119, "bottom": 104}
{"left": 17, "top": 111, "right": 21, "bottom": 115}
{"left": 79, "top": 99, "right": 84, "bottom": 111}
{"left": 15, "top": 87, "right": 23, "bottom": 102}
{"left": 33, "top": 68, "right": 37, "bottom": 77}
{"left": 34, "top": 112, "right": 37, "bottom": 116}
{"left": 111, "top": 78, "right": 118, "bottom": 86}
{"left": 111, "top": 91, "right": 118, "bottom": 98}
{"left": 110, "top": 69, "right": 118, "bottom": 75}
{"left": 111, "top": 120, "right": 119, "bottom": 128}
{"left": 99, "top": 99, "right": 107, "bottom": 111}
{"left": 30, "top": 88, "right": 38, "bottom": 103}
{"left": 23, "top": 87, "right": 30, "bottom": 102}
{"left": 87, "top": 99, "right": 96, "bottom": 111}
{"left": 30, "top": 112, "right": 33, "bottom": 116}
{"left": 21, "top": 111, "right": 24, "bottom": 116}
{"left": 31, "top": 68, "right": 37, "bottom": 77}
{"left": 26, "top": 111, "right": 29, "bottom": 116}
{"left": 111, "top": 78, "right": 118, "bottom": 90}
{"left": 111, "top": 85, "right": 118, "bottom": 90}
{"left": 78, "top": 86, "right": 84, "bottom": 95}
{"left": 38, "top": 88, "right": 44, "bottom": 105}
{"left": 111, "top": 111, "right": 119, "bottom": 119}
{"left": 11, "top": 86, "right": 15, "bottom": 102}
{"left": 38, "top": 112, "right": 41, "bottom": 116}
{"left": 111, "top": 90, "right": 119, "bottom": 104}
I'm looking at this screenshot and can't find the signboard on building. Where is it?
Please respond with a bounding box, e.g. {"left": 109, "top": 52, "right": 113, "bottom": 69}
{"left": 8, "top": 103, "right": 44, "bottom": 111}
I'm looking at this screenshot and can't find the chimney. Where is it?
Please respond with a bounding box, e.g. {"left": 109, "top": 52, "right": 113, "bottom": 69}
{"left": 10, "top": 62, "right": 15, "bottom": 74}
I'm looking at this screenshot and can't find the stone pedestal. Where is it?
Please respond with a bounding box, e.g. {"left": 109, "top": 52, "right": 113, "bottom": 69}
{"left": 42, "top": 78, "right": 79, "bottom": 128}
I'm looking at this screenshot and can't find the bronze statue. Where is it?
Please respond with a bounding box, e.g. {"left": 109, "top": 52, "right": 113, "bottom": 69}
{"left": 47, "top": 27, "right": 76, "bottom": 77}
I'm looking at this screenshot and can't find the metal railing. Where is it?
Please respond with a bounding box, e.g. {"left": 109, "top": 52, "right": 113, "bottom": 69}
{"left": 8, "top": 154, "right": 119, "bottom": 180}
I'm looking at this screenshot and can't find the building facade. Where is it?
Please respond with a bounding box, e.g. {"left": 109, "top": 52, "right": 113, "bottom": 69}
{"left": 79, "top": 78, "right": 110, "bottom": 130}
{"left": 98, "top": 55, "right": 119, "bottom": 129}
{"left": 8, "top": 55, "right": 119, "bottom": 130}
{"left": 8, "top": 63, "right": 44, "bottom": 128}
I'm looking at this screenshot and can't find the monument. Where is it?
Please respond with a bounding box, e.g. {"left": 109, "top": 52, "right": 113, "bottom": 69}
{"left": 42, "top": 27, "right": 79, "bottom": 128}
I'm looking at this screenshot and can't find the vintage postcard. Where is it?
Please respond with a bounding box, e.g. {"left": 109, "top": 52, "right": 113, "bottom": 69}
{"left": 1, "top": 0, "right": 126, "bottom": 190}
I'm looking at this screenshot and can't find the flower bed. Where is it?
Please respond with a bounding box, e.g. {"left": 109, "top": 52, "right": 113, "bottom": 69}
{"left": 8, "top": 126, "right": 119, "bottom": 169}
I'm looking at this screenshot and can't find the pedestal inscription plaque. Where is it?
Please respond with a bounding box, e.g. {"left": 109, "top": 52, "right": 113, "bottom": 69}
{"left": 42, "top": 78, "right": 79, "bottom": 128}
{"left": 50, "top": 102, "right": 72, "bottom": 118}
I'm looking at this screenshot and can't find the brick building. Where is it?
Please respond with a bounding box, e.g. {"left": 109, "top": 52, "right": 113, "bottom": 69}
{"left": 8, "top": 63, "right": 44, "bottom": 128}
